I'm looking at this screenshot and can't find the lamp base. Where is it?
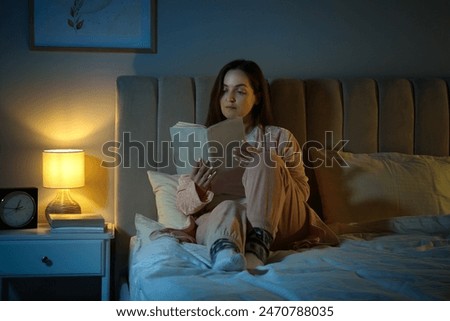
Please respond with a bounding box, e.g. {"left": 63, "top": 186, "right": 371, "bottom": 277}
{"left": 45, "top": 189, "right": 81, "bottom": 222}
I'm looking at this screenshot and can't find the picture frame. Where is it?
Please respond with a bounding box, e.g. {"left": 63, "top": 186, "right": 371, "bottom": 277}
{"left": 29, "top": 0, "right": 157, "bottom": 53}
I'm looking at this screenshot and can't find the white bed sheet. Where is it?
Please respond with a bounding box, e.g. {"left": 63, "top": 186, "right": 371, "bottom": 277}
{"left": 129, "top": 215, "right": 450, "bottom": 301}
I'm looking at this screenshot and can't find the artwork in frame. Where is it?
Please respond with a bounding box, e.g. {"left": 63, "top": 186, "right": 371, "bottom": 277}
{"left": 29, "top": 0, "right": 157, "bottom": 53}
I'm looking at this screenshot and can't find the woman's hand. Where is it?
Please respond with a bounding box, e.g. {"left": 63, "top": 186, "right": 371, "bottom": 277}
{"left": 190, "top": 159, "right": 217, "bottom": 200}
{"left": 232, "top": 141, "right": 262, "bottom": 168}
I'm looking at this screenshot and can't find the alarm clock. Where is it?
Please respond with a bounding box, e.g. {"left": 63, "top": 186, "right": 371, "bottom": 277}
{"left": 0, "top": 187, "right": 38, "bottom": 229}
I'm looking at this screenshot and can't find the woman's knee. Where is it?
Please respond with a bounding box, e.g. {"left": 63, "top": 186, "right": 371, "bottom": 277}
{"left": 213, "top": 200, "right": 245, "bottom": 216}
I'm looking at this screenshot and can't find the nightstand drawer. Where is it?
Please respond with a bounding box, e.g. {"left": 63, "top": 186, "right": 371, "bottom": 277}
{"left": 0, "top": 240, "right": 103, "bottom": 276}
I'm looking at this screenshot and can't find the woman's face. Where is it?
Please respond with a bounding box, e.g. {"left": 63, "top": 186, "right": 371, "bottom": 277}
{"left": 220, "top": 69, "right": 259, "bottom": 125}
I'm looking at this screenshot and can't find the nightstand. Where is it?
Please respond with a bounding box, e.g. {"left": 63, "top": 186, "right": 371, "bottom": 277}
{"left": 0, "top": 223, "right": 114, "bottom": 300}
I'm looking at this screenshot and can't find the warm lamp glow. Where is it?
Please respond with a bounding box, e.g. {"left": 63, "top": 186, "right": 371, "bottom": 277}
{"left": 42, "top": 149, "right": 85, "bottom": 219}
{"left": 43, "top": 149, "right": 85, "bottom": 188}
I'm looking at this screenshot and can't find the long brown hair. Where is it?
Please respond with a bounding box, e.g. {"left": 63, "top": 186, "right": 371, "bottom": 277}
{"left": 205, "top": 59, "right": 273, "bottom": 129}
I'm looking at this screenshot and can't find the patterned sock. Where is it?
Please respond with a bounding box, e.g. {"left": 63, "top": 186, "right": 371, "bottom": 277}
{"left": 245, "top": 228, "right": 273, "bottom": 264}
{"left": 210, "top": 238, "right": 245, "bottom": 272}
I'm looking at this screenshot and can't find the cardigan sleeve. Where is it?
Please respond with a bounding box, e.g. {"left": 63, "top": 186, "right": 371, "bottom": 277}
{"left": 176, "top": 174, "right": 214, "bottom": 216}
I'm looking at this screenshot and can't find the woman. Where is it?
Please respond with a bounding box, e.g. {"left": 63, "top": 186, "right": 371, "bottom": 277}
{"left": 172, "top": 59, "right": 338, "bottom": 271}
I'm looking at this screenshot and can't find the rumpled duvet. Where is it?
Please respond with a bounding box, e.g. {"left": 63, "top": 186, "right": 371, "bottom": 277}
{"left": 129, "top": 215, "right": 450, "bottom": 300}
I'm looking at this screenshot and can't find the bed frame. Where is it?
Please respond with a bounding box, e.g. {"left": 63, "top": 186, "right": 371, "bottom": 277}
{"left": 114, "top": 76, "right": 449, "bottom": 299}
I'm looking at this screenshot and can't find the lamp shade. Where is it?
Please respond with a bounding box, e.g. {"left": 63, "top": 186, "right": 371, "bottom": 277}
{"left": 43, "top": 149, "right": 85, "bottom": 188}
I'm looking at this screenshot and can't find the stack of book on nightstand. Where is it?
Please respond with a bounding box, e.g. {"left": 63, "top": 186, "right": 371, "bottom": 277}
{"left": 48, "top": 213, "right": 105, "bottom": 233}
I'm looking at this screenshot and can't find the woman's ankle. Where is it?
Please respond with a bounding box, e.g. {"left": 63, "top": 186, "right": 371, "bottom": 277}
{"left": 245, "top": 228, "right": 273, "bottom": 263}
{"left": 245, "top": 252, "right": 264, "bottom": 269}
{"left": 210, "top": 238, "right": 245, "bottom": 272}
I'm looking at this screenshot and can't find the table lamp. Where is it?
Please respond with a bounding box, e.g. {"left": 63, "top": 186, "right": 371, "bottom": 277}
{"left": 43, "top": 149, "right": 85, "bottom": 220}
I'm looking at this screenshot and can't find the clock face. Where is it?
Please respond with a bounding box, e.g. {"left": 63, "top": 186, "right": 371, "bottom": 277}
{"left": 0, "top": 190, "right": 37, "bottom": 228}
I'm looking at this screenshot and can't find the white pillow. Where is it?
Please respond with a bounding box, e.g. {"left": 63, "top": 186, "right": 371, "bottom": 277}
{"left": 147, "top": 170, "right": 190, "bottom": 228}
{"left": 134, "top": 213, "right": 165, "bottom": 246}
{"left": 311, "top": 150, "right": 450, "bottom": 224}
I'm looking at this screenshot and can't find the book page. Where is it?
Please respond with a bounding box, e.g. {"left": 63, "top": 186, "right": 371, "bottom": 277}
{"left": 170, "top": 117, "right": 245, "bottom": 175}
{"left": 206, "top": 117, "right": 245, "bottom": 171}
{"left": 172, "top": 121, "right": 206, "bottom": 128}
{"left": 170, "top": 124, "right": 208, "bottom": 174}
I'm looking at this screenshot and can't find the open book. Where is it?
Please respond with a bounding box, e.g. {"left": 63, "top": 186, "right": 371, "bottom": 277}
{"left": 170, "top": 117, "right": 245, "bottom": 175}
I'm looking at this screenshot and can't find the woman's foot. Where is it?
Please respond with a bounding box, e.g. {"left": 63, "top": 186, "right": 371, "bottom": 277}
{"left": 212, "top": 249, "right": 246, "bottom": 272}
{"left": 245, "top": 252, "right": 264, "bottom": 269}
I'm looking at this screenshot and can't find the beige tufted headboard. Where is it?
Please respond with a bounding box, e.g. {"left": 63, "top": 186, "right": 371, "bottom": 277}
{"left": 113, "top": 76, "right": 449, "bottom": 297}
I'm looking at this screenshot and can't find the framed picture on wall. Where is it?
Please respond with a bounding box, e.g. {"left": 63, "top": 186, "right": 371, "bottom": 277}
{"left": 29, "top": 0, "right": 157, "bottom": 53}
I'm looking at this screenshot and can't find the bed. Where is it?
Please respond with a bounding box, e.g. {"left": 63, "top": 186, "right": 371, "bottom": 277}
{"left": 114, "top": 76, "right": 450, "bottom": 300}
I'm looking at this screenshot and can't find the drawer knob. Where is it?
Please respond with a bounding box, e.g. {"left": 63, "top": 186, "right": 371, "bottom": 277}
{"left": 41, "top": 256, "right": 53, "bottom": 267}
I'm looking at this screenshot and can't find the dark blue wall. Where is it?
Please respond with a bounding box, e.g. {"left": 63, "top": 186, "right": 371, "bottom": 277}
{"left": 1, "top": 0, "right": 449, "bottom": 221}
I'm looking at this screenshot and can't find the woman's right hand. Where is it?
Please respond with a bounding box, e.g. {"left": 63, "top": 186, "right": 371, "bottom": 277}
{"left": 190, "top": 159, "right": 217, "bottom": 200}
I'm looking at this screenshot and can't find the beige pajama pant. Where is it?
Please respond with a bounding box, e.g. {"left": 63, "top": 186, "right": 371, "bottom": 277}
{"left": 195, "top": 151, "right": 308, "bottom": 254}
